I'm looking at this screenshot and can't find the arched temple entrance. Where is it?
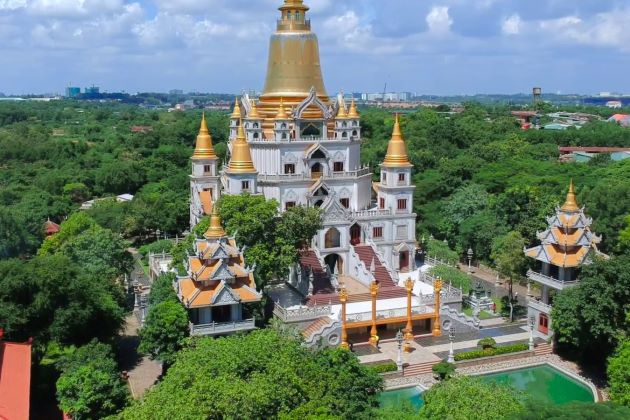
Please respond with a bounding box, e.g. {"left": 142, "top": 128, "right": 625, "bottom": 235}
{"left": 324, "top": 254, "right": 343, "bottom": 275}
{"left": 350, "top": 223, "right": 361, "bottom": 246}
{"left": 324, "top": 228, "right": 341, "bottom": 249}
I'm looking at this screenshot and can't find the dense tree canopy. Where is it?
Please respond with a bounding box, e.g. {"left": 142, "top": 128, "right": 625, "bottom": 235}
{"left": 552, "top": 255, "right": 630, "bottom": 361}
{"left": 120, "top": 329, "right": 382, "bottom": 419}
{"left": 607, "top": 338, "right": 630, "bottom": 407}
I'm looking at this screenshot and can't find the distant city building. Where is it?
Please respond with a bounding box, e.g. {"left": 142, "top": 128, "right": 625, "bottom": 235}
{"left": 533, "top": 87, "right": 542, "bottom": 103}
{"left": 606, "top": 100, "right": 622, "bottom": 109}
{"left": 361, "top": 92, "right": 413, "bottom": 102}
{"left": 169, "top": 89, "right": 184, "bottom": 95}
{"left": 84, "top": 86, "right": 100, "bottom": 95}
{"left": 525, "top": 181, "right": 607, "bottom": 338}
{"left": 65, "top": 86, "right": 80, "bottom": 98}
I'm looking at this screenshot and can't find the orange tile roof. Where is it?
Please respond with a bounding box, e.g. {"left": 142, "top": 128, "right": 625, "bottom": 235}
{"left": 199, "top": 191, "right": 213, "bottom": 215}
{"left": 0, "top": 336, "right": 31, "bottom": 420}
{"left": 179, "top": 278, "right": 261, "bottom": 308}
{"left": 558, "top": 213, "right": 580, "bottom": 227}
{"left": 526, "top": 244, "right": 590, "bottom": 268}
{"left": 551, "top": 227, "right": 584, "bottom": 246}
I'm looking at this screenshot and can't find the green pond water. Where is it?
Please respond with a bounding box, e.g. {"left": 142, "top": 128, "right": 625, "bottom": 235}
{"left": 379, "top": 365, "right": 594, "bottom": 409}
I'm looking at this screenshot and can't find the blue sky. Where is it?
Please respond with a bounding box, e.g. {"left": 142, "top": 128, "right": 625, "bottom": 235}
{"left": 1, "top": 0, "right": 629, "bottom": 95}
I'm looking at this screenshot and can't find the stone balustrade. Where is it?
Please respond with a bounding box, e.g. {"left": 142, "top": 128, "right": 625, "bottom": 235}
{"left": 189, "top": 319, "right": 256, "bottom": 336}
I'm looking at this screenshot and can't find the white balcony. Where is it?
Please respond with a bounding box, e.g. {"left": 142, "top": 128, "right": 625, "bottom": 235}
{"left": 189, "top": 319, "right": 256, "bottom": 336}
{"left": 273, "top": 304, "right": 332, "bottom": 323}
{"left": 527, "top": 270, "right": 579, "bottom": 291}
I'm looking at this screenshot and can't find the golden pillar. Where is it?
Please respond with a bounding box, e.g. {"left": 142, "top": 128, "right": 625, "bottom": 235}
{"left": 404, "top": 277, "right": 414, "bottom": 342}
{"left": 340, "top": 287, "right": 349, "bottom": 350}
{"left": 369, "top": 281, "right": 379, "bottom": 346}
{"left": 432, "top": 277, "right": 443, "bottom": 337}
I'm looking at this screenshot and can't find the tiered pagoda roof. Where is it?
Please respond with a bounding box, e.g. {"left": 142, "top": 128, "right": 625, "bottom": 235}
{"left": 177, "top": 208, "right": 262, "bottom": 309}
{"left": 525, "top": 181, "right": 604, "bottom": 268}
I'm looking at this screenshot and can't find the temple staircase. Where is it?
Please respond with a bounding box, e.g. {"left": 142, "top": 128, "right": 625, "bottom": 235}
{"left": 403, "top": 361, "right": 439, "bottom": 377}
{"left": 299, "top": 249, "right": 334, "bottom": 295}
{"left": 353, "top": 244, "right": 407, "bottom": 296}
{"left": 534, "top": 342, "right": 553, "bottom": 356}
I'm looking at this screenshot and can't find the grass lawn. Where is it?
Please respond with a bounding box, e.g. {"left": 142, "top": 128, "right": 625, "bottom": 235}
{"left": 463, "top": 307, "right": 496, "bottom": 320}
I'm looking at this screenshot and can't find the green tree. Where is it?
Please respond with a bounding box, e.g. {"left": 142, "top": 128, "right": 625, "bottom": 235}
{"left": 120, "top": 329, "right": 382, "bottom": 419}
{"left": 552, "top": 255, "right": 630, "bottom": 362}
{"left": 0, "top": 207, "right": 32, "bottom": 259}
{"left": 607, "top": 338, "right": 630, "bottom": 406}
{"left": 619, "top": 215, "right": 630, "bottom": 255}
{"left": 56, "top": 341, "right": 129, "bottom": 419}
{"left": 147, "top": 272, "right": 178, "bottom": 305}
{"left": 277, "top": 205, "right": 323, "bottom": 250}
{"left": 62, "top": 182, "right": 90, "bottom": 203}
{"left": 421, "top": 376, "right": 524, "bottom": 420}
{"left": 491, "top": 231, "right": 527, "bottom": 320}
{"left": 518, "top": 400, "right": 630, "bottom": 419}
{"left": 138, "top": 300, "right": 189, "bottom": 366}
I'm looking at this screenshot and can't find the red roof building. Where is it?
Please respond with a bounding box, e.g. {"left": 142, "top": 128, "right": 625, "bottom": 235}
{"left": 44, "top": 219, "right": 61, "bottom": 236}
{"left": 0, "top": 329, "right": 32, "bottom": 420}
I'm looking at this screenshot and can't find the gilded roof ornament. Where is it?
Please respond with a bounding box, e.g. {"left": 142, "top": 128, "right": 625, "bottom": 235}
{"left": 383, "top": 114, "right": 412, "bottom": 168}
{"left": 204, "top": 206, "right": 226, "bottom": 239}
{"left": 192, "top": 113, "right": 217, "bottom": 160}
{"left": 226, "top": 121, "right": 257, "bottom": 174}
{"left": 560, "top": 179, "right": 580, "bottom": 213}
{"left": 275, "top": 99, "right": 290, "bottom": 120}
{"left": 230, "top": 98, "right": 242, "bottom": 119}
{"left": 347, "top": 99, "right": 360, "bottom": 118}
{"left": 248, "top": 99, "right": 261, "bottom": 119}
{"left": 336, "top": 102, "right": 348, "bottom": 119}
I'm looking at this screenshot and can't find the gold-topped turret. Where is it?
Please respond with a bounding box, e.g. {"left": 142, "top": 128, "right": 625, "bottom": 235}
{"left": 560, "top": 180, "right": 580, "bottom": 213}
{"left": 226, "top": 122, "right": 257, "bottom": 174}
{"left": 204, "top": 206, "right": 226, "bottom": 239}
{"left": 336, "top": 102, "right": 348, "bottom": 119}
{"left": 248, "top": 99, "right": 261, "bottom": 119}
{"left": 192, "top": 113, "right": 217, "bottom": 160}
{"left": 231, "top": 98, "right": 242, "bottom": 119}
{"left": 383, "top": 114, "right": 412, "bottom": 168}
{"left": 275, "top": 99, "right": 290, "bottom": 120}
{"left": 347, "top": 100, "right": 360, "bottom": 118}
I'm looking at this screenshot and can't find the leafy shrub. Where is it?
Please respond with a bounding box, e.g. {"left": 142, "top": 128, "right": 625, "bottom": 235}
{"left": 432, "top": 361, "right": 456, "bottom": 380}
{"left": 454, "top": 343, "right": 529, "bottom": 361}
{"left": 368, "top": 362, "right": 398, "bottom": 374}
{"left": 430, "top": 265, "right": 472, "bottom": 293}
{"left": 478, "top": 337, "right": 497, "bottom": 350}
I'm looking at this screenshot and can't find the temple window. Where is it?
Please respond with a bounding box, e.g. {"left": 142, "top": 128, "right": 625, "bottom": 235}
{"left": 311, "top": 149, "right": 326, "bottom": 159}
{"left": 342, "top": 132, "right": 348, "bottom": 138}
{"left": 382, "top": 172, "right": 387, "bottom": 181}
{"left": 340, "top": 198, "right": 350, "bottom": 208}
{"left": 373, "top": 227, "right": 383, "bottom": 238}
{"left": 285, "top": 201, "right": 296, "bottom": 210}
{"left": 352, "top": 130, "right": 358, "bottom": 136}
{"left": 302, "top": 123, "right": 321, "bottom": 138}
{"left": 282, "top": 133, "right": 287, "bottom": 140}
{"left": 281, "top": 123, "right": 287, "bottom": 129}
{"left": 398, "top": 173, "right": 405, "bottom": 182}
{"left": 342, "top": 121, "right": 347, "bottom": 128}
{"left": 253, "top": 133, "right": 259, "bottom": 139}
{"left": 397, "top": 199, "right": 407, "bottom": 211}
{"left": 242, "top": 180, "right": 250, "bottom": 191}
{"left": 325, "top": 228, "right": 341, "bottom": 249}
{"left": 379, "top": 197, "right": 385, "bottom": 209}
{"left": 284, "top": 164, "right": 296, "bottom": 174}
{"left": 333, "top": 162, "right": 344, "bottom": 172}
{"left": 203, "top": 165, "right": 212, "bottom": 174}
{"left": 253, "top": 122, "right": 259, "bottom": 128}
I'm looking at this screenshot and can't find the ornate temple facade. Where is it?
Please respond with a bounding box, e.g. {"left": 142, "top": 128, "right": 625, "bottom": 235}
{"left": 524, "top": 181, "right": 606, "bottom": 337}
{"left": 177, "top": 206, "right": 262, "bottom": 336}
{"left": 190, "top": 0, "right": 417, "bottom": 279}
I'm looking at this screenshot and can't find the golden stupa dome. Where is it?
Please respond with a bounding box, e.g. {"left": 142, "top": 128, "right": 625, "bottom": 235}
{"left": 248, "top": 99, "right": 261, "bottom": 119}
{"left": 347, "top": 99, "right": 360, "bottom": 118}
{"left": 226, "top": 122, "right": 257, "bottom": 174}
{"left": 336, "top": 102, "right": 348, "bottom": 119}
{"left": 203, "top": 205, "right": 226, "bottom": 239}
{"left": 275, "top": 99, "right": 290, "bottom": 120}
{"left": 560, "top": 180, "right": 580, "bottom": 212}
{"left": 192, "top": 113, "right": 217, "bottom": 160}
{"left": 382, "top": 114, "right": 412, "bottom": 168}
{"left": 231, "top": 98, "right": 242, "bottom": 120}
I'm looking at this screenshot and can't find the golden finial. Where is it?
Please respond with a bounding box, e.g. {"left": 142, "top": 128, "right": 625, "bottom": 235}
{"left": 433, "top": 277, "right": 443, "bottom": 292}
{"left": 405, "top": 277, "right": 414, "bottom": 292}
{"left": 248, "top": 99, "right": 261, "bottom": 119}
{"left": 192, "top": 113, "right": 217, "bottom": 159}
{"left": 204, "top": 205, "right": 226, "bottom": 239}
{"left": 226, "top": 120, "right": 257, "bottom": 174}
{"left": 560, "top": 179, "right": 580, "bottom": 212}
{"left": 370, "top": 280, "right": 379, "bottom": 296}
{"left": 339, "top": 287, "right": 348, "bottom": 303}
{"left": 231, "top": 98, "right": 242, "bottom": 119}
{"left": 383, "top": 114, "right": 412, "bottom": 168}
{"left": 336, "top": 101, "right": 348, "bottom": 119}
{"left": 347, "top": 99, "right": 360, "bottom": 118}
{"left": 275, "top": 98, "right": 290, "bottom": 120}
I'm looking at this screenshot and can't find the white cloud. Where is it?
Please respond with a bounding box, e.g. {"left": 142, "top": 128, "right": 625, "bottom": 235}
{"left": 502, "top": 14, "right": 521, "bottom": 35}
{"left": 426, "top": 6, "right": 452, "bottom": 35}
{"left": 0, "top": 0, "right": 26, "bottom": 10}
{"left": 28, "top": 0, "right": 124, "bottom": 18}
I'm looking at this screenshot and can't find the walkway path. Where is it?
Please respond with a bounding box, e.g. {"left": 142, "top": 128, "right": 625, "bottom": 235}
{"left": 423, "top": 331, "right": 529, "bottom": 353}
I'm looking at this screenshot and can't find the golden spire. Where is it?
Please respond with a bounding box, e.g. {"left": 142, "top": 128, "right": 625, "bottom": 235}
{"left": 192, "top": 113, "right": 217, "bottom": 160}
{"left": 347, "top": 99, "right": 360, "bottom": 118}
{"left": 560, "top": 179, "right": 580, "bottom": 212}
{"left": 336, "top": 102, "right": 348, "bottom": 119}
{"left": 275, "top": 99, "right": 290, "bottom": 120}
{"left": 383, "top": 114, "right": 412, "bottom": 167}
{"left": 227, "top": 121, "right": 257, "bottom": 174}
{"left": 248, "top": 99, "right": 261, "bottom": 119}
{"left": 231, "top": 98, "right": 242, "bottom": 119}
{"left": 204, "top": 205, "right": 226, "bottom": 239}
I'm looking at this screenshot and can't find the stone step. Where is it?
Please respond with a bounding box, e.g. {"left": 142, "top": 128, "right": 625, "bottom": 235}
{"left": 403, "top": 361, "right": 438, "bottom": 377}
